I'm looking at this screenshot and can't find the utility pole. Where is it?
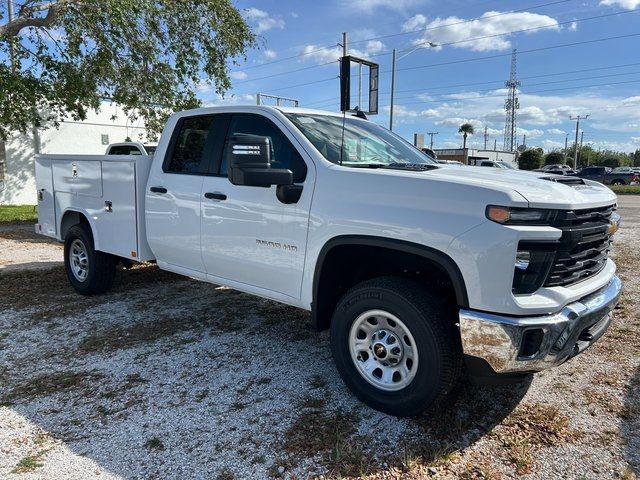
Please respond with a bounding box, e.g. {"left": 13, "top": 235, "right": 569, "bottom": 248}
{"left": 484, "top": 126, "right": 488, "bottom": 149}
{"left": 570, "top": 115, "right": 589, "bottom": 169}
{"left": 563, "top": 134, "right": 568, "bottom": 163}
{"left": 578, "top": 130, "right": 584, "bottom": 167}
{"left": 522, "top": 134, "right": 526, "bottom": 149}
{"left": 389, "top": 48, "right": 396, "bottom": 131}
{"left": 342, "top": 32, "right": 348, "bottom": 57}
{"left": 427, "top": 131, "right": 438, "bottom": 150}
{"left": 494, "top": 139, "right": 497, "bottom": 150}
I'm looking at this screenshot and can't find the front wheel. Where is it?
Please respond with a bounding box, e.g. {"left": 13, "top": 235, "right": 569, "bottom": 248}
{"left": 330, "top": 277, "right": 462, "bottom": 417}
{"left": 64, "top": 224, "right": 116, "bottom": 295}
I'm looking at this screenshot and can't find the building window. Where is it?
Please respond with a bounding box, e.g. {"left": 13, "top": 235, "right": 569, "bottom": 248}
{"left": 101, "top": 134, "right": 109, "bottom": 145}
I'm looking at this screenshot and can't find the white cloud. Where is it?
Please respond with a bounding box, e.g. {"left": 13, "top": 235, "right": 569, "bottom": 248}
{"left": 403, "top": 14, "right": 427, "bottom": 31}
{"left": 243, "top": 8, "right": 285, "bottom": 34}
{"left": 621, "top": 96, "right": 640, "bottom": 105}
{"left": 599, "top": 0, "right": 640, "bottom": 8}
{"left": 347, "top": 0, "right": 426, "bottom": 12}
{"left": 230, "top": 71, "right": 248, "bottom": 80}
{"left": 547, "top": 128, "right": 566, "bottom": 135}
{"left": 300, "top": 40, "right": 385, "bottom": 64}
{"left": 631, "top": 136, "right": 640, "bottom": 142}
{"left": 203, "top": 93, "right": 256, "bottom": 107}
{"left": 407, "top": 11, "right": 560, "bottom": 52}
{"left": 263, "top": 49, "right": 277, "bottom": 59}
{"left": 290, "top": 12, "right": 299, "bottom": 18}
{"left": 517, "top": 127, "right": 544, "bottom": 138}
{"left": 568, "top": 21, "right": 578, "bottom": 31}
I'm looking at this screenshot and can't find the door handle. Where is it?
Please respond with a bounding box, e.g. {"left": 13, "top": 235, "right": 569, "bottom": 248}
{"left": 150, "top": 186, "right": 167, "bottom": 194}
{"left": 204, "top": 192, "right": 227, "bottom": 201}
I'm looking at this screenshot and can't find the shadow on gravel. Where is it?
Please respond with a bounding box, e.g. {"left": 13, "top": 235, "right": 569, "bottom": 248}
{"left": 622, "top": 364, "right": 640, "bottom": 474}
{"left": 0, "top": 264, "right": 531, "bottom": 479}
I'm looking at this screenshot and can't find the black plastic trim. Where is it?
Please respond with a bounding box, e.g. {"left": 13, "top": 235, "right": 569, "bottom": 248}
{"left": 311, "top": 235, "right": 469, "bottom": 328}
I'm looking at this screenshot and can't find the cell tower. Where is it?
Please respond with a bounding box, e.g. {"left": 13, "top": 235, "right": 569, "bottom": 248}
{"left": 503, "top": 49, "right": 520, "bottom": 152}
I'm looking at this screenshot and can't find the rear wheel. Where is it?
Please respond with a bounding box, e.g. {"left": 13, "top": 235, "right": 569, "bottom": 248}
{"left": 611, "top": 179, "right": 625, "bottom": 185}
{"left": 64, "top": 224, "right": 116, "bottom": 295}
{"left": 330, "top": 277, "right": 462, "bottom": 416}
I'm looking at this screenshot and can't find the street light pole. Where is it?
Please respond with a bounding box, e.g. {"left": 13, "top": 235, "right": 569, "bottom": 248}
{"left": 389, "top": 41, "right": 438, "bottom": 131}
{"left": 570, "top": 114, "right": 589, "bottom": 170}
{"left": 389, "top": 48, "right": 396, "bottom": 131}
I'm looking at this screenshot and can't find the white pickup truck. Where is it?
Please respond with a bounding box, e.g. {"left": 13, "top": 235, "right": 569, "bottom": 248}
{"left": 35, "top": 106, "right": 622, "bottom": 416}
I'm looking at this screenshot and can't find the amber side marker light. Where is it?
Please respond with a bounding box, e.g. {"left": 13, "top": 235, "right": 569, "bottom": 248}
{"left": 486, "top": 206, "right": 511, "bottom": 224}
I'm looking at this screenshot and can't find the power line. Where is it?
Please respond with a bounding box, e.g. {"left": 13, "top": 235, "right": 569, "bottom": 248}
{"left": 230, "top": 0, "right": 575, "bottom": 73}
{"left": 232, "top": 18, "right": 640, "bottom": 88}
{"left": 300, "top": 65, "right": 640, "bottom": 107}
{"left": 395, "top": 32, "right": 640, "bottom": 74}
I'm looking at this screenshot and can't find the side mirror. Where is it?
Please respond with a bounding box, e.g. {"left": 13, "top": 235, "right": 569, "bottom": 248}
{"left": 226, "top": 134, "right": 293, "bottom": 187}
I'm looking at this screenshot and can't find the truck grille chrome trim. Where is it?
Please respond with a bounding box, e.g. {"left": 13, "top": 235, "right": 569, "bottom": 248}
{"left": 458, "top": 275, "right": 622, "bottom": 373}
{"left": 544, "top": 204, "right": 616, "bottom": 288}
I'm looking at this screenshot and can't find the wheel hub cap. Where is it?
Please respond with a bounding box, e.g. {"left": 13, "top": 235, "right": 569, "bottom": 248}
{"left": 69, "top": 239, "right": 89, "bottom": 282}
{"left": 349, "top": 309, "right": 419, "bottom": 392}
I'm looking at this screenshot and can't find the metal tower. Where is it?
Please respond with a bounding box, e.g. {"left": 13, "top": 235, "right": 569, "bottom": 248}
{"left": 503, "top": 49, "right": 520, "bottom": 152}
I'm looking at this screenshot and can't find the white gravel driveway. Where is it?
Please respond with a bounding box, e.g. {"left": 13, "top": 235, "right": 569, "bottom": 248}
{"left": 0, "top": 197, "right": 638, "bottom": 480}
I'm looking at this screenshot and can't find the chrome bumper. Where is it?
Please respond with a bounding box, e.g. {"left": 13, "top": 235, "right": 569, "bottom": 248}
{"left": 459, "top": 275, "right": 622, "bottom": 374}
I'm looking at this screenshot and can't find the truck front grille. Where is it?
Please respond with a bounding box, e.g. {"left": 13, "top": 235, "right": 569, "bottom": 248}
{"left": 544, "top": 205, "right": 615, "bottom": 288}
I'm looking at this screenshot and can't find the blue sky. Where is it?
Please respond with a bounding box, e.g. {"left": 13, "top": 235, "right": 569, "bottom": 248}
{"left": 200, "top": 0, "right": 640, "bottom": 153}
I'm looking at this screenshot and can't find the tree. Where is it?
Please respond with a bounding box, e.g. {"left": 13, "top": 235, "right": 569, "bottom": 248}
{"left": 601, "top": 157, "right": 621, "bottom": 168}
{"left": 0, "top": 1, "right": 255, "bottom": 138}
{"left": 518, "top": 148, "right": 543, "bottom": 170}
{"left": 633, "top": 149, "right": 640, "bottom": 167}
{"left": 544, "top": 151, "right": 564, "bottom": 165}
{"left": 458, "top": 123, "right": 474, "bottom": 150}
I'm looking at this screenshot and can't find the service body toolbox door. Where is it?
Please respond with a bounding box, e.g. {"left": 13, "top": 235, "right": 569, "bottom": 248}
{"left": 200, "top": 113, "right": 314, "bottom": 300}
{"left": 35, "top": 156, "right": 56, "bottom": 237}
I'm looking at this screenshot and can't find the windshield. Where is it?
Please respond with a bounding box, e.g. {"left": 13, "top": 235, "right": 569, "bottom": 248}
{"left": 497, "top": 161, "right": 515, "bottom": 169}
{"left": 285, "top": 113, "right": 436, "bottom": 166}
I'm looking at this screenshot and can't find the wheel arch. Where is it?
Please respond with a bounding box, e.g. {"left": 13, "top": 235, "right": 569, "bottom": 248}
{"left": 311, "top": 235, "right": 469, "bottom": 331}
{"left": 59, "top": 209, "right": 96, "bottom": 245}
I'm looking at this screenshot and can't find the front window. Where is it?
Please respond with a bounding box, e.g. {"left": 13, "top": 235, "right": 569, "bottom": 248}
{"left": 497, "top": 161, "right": 515, "bottom": 169}
{"left": 285, "top": 113, "right": 435, "bottom": 167}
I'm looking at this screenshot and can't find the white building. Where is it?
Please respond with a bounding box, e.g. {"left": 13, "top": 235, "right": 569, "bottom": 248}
{"left": 0, "top": 101, "right": 150, "bottom": 205}
{"left": 432, "top": 148, "right": 517, "bottom": 167}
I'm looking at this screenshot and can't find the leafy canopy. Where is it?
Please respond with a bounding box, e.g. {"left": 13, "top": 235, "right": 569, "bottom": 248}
{"left": 458, "top": 123, "right": 475, "bottom": 135}
{"left": 0, "top": 0, "right": 255, "bottom": 138}
{"left": 518, "top": 148, "right": 544, "bottom": 171}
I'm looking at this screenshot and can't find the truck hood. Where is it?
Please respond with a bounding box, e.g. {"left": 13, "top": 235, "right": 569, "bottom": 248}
{"left": 426, "top": 166, "right": 617, "bottom": 209}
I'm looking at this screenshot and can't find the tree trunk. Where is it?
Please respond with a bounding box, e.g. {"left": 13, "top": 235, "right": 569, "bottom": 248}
{"left": 463, "top": 133, "right": 467, "bottom": 150}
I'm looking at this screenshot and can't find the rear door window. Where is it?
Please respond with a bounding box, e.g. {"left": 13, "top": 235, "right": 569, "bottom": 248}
{"left": 164, "top": 116, "right": 217, "bottom": 175}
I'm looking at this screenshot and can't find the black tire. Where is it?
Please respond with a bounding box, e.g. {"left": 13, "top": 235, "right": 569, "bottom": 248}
{"left": 330, "top": 277, "right": 462, "bottom": 417}
{"left": 611, "top": 179, "right": 625, "bottom": 185}
{"left": 64, "top": 224, "right": 116, "bottom": 295}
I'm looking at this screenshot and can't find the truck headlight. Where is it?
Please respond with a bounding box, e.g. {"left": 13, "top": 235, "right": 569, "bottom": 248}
{"left": 486, "top": 206, "right": 557, "bottom": 225}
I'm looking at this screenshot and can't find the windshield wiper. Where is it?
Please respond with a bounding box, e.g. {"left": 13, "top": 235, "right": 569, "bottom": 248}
{"left": 383, "top": 163, "right": 439, "bottom": 171}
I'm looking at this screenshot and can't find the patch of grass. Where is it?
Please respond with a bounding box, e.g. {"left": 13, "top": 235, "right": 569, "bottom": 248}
{"left": 3, "top": 371, "right": 102, "bottom": 403}
{"left": 0, "top": 204, "right": 37, "bottom": 224}
{"left": 610, "top": 184, "right": 640, "bottom": 195}
{"left": 216, "top": 467, "right": 235, "bottom": 480}
{"left": 621, "top": 466, "right": 638, "bottom": 480}
{"left": 12, "top": 455, "right": 44, "bottom": 473}
{"left": 309, "top": 374, "right": 328, "bottom": 389}
{"left": 494, "top": 402, "right": 580, "bottom": 475}
{"left": 144, "top": 437, "right": 165, "bottom": 451}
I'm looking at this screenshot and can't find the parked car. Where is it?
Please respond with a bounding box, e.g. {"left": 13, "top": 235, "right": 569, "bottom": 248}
{"left": 105, "top": 142, "right": 157, "bottom": 156}
{"left": 534, "top": 164, "right": 576, "bottom": 175}
{"left": 572, "top": 166, "right": 638, "bottom": 185}
{"left": 474, "top": 160, "right": 516, "bottom": 169}
{"left": 34, "top": 106, "right": 622, "bottom": 416}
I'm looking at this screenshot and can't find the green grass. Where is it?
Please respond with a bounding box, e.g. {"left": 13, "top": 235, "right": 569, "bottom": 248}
{"left": 610, "top": 185, "right": 640, "bottom": 195}
{"left": 0, "top": 204, "right": 37, "bottom": 223}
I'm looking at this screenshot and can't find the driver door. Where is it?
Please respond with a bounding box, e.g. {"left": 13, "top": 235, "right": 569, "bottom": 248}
{"left": 200, "top": 113, "right": 314, "bottom": 301}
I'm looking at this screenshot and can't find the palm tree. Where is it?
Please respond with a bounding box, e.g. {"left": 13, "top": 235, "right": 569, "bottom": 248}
{"left": 458, "top": 123, "right": 475, "bottom": 150}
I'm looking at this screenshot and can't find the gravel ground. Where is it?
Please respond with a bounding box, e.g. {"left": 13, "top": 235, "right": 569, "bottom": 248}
{"left": 0, "top": 224, "right": 62, "bottom": 272}
{"left": 0, "top": 197, "right": 638, "bottom": 480}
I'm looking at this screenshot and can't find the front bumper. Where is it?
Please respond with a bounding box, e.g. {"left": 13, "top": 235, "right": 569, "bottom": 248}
{"left": 459, "top": 275, "right": 622, "bottom": 374}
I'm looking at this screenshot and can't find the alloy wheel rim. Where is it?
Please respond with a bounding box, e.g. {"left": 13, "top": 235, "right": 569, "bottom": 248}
{"left": 348, "top": 309, "right": 419, "bottom": 392}
{"left": 70, "top": 239, "right": 89, "bottom": 282}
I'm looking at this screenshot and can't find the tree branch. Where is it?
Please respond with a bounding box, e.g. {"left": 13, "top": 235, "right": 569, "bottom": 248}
{"left": 1, "top": 0, "right": 76, "bottom": 39}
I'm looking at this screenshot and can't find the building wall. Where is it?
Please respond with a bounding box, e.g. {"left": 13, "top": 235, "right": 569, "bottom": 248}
{"left": 0, "top": 102, "right": 148, "bottom": 205}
